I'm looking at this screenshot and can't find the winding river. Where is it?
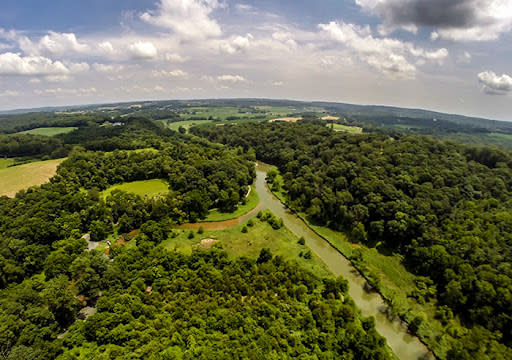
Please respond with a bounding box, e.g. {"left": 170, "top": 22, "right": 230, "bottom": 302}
{"left": 253, "top": 165, "right": 435, "bottom": 360}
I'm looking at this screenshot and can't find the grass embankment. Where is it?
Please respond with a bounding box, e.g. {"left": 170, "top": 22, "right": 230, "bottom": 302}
{"left": 0, "top": 158, "right": 15, "bottom": 169}
{"left": 17, "top": 127, "right": 78, "bottom": 136}
{"left": 0, "top": 158, "right": 65, "bottom": 197}
{"left": 161, "top": 218, "right": 332, "bottom": 278}
{"left": 203, "top": 185, "right": 259, "bottom": 222}
{"left": 101, "top": 179, "right": 169, "bottom": 199}
{"left": 266, "top": 165, "right": 455, "bottom": 358}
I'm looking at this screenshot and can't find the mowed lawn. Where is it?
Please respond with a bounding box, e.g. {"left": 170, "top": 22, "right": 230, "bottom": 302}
{"left": 0, "top": 158, "right": 65, "bottom": 197}
{"left": 101, "top": 179, "right": 170, "bottom": 199}
{"left": 16, "top": 127, "right": 78, "bottom": 136}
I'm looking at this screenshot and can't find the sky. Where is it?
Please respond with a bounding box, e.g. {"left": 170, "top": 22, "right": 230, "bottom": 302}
{"left": 0, "top": 0, "right": 511, "bottom": 120}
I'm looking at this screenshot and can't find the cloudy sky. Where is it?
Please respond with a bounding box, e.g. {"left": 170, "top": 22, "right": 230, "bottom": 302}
{"left": 0, "top": 0, "right": 511, "bottom": 120}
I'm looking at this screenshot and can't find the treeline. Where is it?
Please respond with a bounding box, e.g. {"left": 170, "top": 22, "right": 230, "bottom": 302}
{"left": 192, "top": 122, "right": 512, "bottom": 358}
{"left": 0, "top": 134, "right": 68, "bottom": 158}
{"left": 0, "top": 112, "right": 109, "bottom": 133}
{"left": 0, "top": 117, "right": 172, "bottom": 159}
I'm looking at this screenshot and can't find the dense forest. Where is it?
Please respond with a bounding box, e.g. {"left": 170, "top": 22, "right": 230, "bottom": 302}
{"left": 0, "top": 119, "right": 392, "bottom": 359}
{"left": 193, "top": 122, "right": 512, "bottom": 359}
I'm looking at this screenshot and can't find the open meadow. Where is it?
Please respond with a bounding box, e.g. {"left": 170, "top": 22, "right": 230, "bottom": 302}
{"left": 161, "top": 217, "right": 332, "bottom": 278}
{"left": 16, "top": 127, "right": 78, "bottom": 136}
{"left": 100, "top": 179, "right": 170, "bottom": 199}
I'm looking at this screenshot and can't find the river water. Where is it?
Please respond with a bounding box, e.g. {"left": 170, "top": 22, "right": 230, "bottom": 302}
{"left": 254, "top": 165, "right": 435, "bottom": 360}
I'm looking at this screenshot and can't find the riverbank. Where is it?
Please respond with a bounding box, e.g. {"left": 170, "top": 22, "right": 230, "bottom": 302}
{"left": 253, "top": 166, "right": 434, "bottom": 360}
{"left": 263, "top": 163, "right": 462, "bottom": 359}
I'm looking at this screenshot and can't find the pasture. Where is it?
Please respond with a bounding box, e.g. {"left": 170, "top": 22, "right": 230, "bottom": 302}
{"left": 0, "top": 158, "right": 65, "bottom": 197}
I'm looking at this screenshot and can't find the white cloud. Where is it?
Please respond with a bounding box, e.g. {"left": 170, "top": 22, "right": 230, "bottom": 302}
{"left": 319, "top": 21, "right": 447, "bottom": 78}
{"left": 128, "top": 41, "right": 158, "bottom": 59}
{"left": 34, "top": 87, "right": 97, "bottom": 96}
{"left": 356, "top": 0, "right": 512, "bottom": 41}
{"left": 68, "top": 62, "right": 90, "bottom": 73}
{"left": 0, "top": 90, "right": 20, "bottom": 97}
{"left": 478, "top": 71, "right": 512, "bottom": 95}
{"left": 20, "top": 32, "right": 90, "bottom": 56}
{"left": 44, "top": 75, "right": 72, "bottom": 83}
{"left": 217, "top": 74, "right": 246, "bottom": 83}
{"left": 271, "top": 31, "right": 298, "bottom": 50}
{"left": 219, "top": 34, "right": 253, "bottom": 54}
{"left": 0, "top": 52, "right": 70, "bottom": 75}
{"left": 93, "top": 63, "right": 124, "bottom": 73}
{"left": 98, "top": 41, "right": 115, "bottom": 55}
{"left": 152, "top": 69, "right": 188, "bottom": 78}
{"left": 164, "top": 53, "right": 186, "bottom": 62}
{"left": 457, "top": 51, "right": 472, "bottom": 64}
{"left": 140, "top": 0, "right": 222, "bottom": 40}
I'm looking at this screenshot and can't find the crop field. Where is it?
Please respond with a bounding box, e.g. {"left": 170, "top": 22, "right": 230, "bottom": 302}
{"left": 0, "top": 158, "right": 65, "bottom": 197}
{"left": 101, "top": 179, "right": 169, "bottom": 199}
{"left": 16, "top": 127, "right": 78, "bottom": 136}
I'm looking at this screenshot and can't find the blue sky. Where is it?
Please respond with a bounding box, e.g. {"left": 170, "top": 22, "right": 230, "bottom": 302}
{"left": 0, "top": 0, "right": 511, "bottom": 120}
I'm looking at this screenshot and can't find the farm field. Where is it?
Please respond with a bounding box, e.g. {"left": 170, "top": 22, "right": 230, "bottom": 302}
{"left": 0, "top": 158, "right": 65, "bottom": 197}
{"left": 101, "top": 179, "right": 169, "bottom": 199}
{"left": 204, "top": 185, "right": 259, "bottom": 222}
{"left": 16, "top": 127, "right": 78, "bottom": 136}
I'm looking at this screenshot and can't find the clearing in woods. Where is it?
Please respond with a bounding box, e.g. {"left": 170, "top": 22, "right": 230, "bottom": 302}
{"left": 269, "top": 117, "right": 302, "bottom": 123}
{"left": 331, "top": 123, "right": 363, "bottom": 133}
{"left": 16, "top": 127, "right": 78, "bottom": 136}
{"left": 0, "top": 158, "right": 65, "bottom": 197}
{"left": 100, "top": 179, "right": 170, "bottom": 199}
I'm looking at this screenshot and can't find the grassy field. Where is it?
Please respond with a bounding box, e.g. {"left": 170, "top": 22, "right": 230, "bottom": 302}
{"left": 203, "top": 185, "right": 259, "bottom": 222}
{"left": 160, "top": 119, "right": 214, "bottom": 132}
{"left": 101, "top": 179, "right": 169, "bottom": 199}
{"left": 330, "top": 123, "right": 363, "bottom": 133}
{"left": 17, "top": 127, "right": 78, "bottom": 136}
{"left": 161, "top": 218, "right": 332, "bottom": 278}
{"left": 0, "top": 158, "right": 65, "bottom": 197}
{"left": 0, "top": 158, "right": 15, "bottom": 169}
